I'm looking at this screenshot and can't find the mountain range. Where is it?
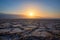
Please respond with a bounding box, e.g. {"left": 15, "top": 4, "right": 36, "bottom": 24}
{"left": 0, "top": 13, "right": 21, "bottom": 19}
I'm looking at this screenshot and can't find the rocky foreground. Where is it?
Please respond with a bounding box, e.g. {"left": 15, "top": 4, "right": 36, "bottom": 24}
{"left": 0, "top": 19, "right": 60, "bottom": 40}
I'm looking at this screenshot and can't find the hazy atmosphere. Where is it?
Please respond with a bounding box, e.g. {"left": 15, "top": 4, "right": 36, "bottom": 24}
{"left": 0, "top": 0, "right": 60, "bottom": 19}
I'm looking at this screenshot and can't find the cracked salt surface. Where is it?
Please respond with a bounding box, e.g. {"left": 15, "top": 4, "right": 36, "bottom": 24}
{"left": 0, "top": 19, "right": 60, "bottom": 40}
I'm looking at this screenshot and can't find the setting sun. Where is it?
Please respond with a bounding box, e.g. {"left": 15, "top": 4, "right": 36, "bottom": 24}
{"left": 25, "top": 11, "right": 35, "bottom": 18}
{"left": 28, "top": 12, "right": 34, "bottom": 16}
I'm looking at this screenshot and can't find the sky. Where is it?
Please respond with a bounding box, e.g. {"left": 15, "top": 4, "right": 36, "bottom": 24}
{"left": 0, "top": 0, "right": 60, "bottom": 19}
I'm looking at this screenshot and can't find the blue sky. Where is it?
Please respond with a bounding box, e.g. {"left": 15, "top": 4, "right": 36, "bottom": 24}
{"left": 0, "top": 0, "right": 60, "bottom": 18}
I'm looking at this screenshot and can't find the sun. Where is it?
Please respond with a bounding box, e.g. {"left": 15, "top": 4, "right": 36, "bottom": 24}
{"left": 29, "top": 12, "right": 34, "bottom": 16}
{"left": 25, "top": 11, "right": 35, "bottom": 18}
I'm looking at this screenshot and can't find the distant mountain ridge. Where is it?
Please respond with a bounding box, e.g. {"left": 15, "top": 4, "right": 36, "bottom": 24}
{"left": 0, "top": 13, "right": 60, "bottom": 19}
{"left": 0, "top": 13, "right": 20, "bottom": 19}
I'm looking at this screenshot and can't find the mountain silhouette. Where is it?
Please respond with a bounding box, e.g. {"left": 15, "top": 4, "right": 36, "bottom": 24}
{"left": 0, "top": 13, "right": 21, "bottom": 19}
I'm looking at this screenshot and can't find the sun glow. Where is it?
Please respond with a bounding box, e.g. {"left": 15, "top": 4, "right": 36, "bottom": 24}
{"left": 20, "top": 9, "right": 42, "bottom": 19}
{"left": 20, "top": 6, "right": 42, "bottom": 19}
{"left": 28, "top": 12, "right": 34, "bottom": 16}
{"left": 25, "top": 11, "right": 35, "bottom": 18}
